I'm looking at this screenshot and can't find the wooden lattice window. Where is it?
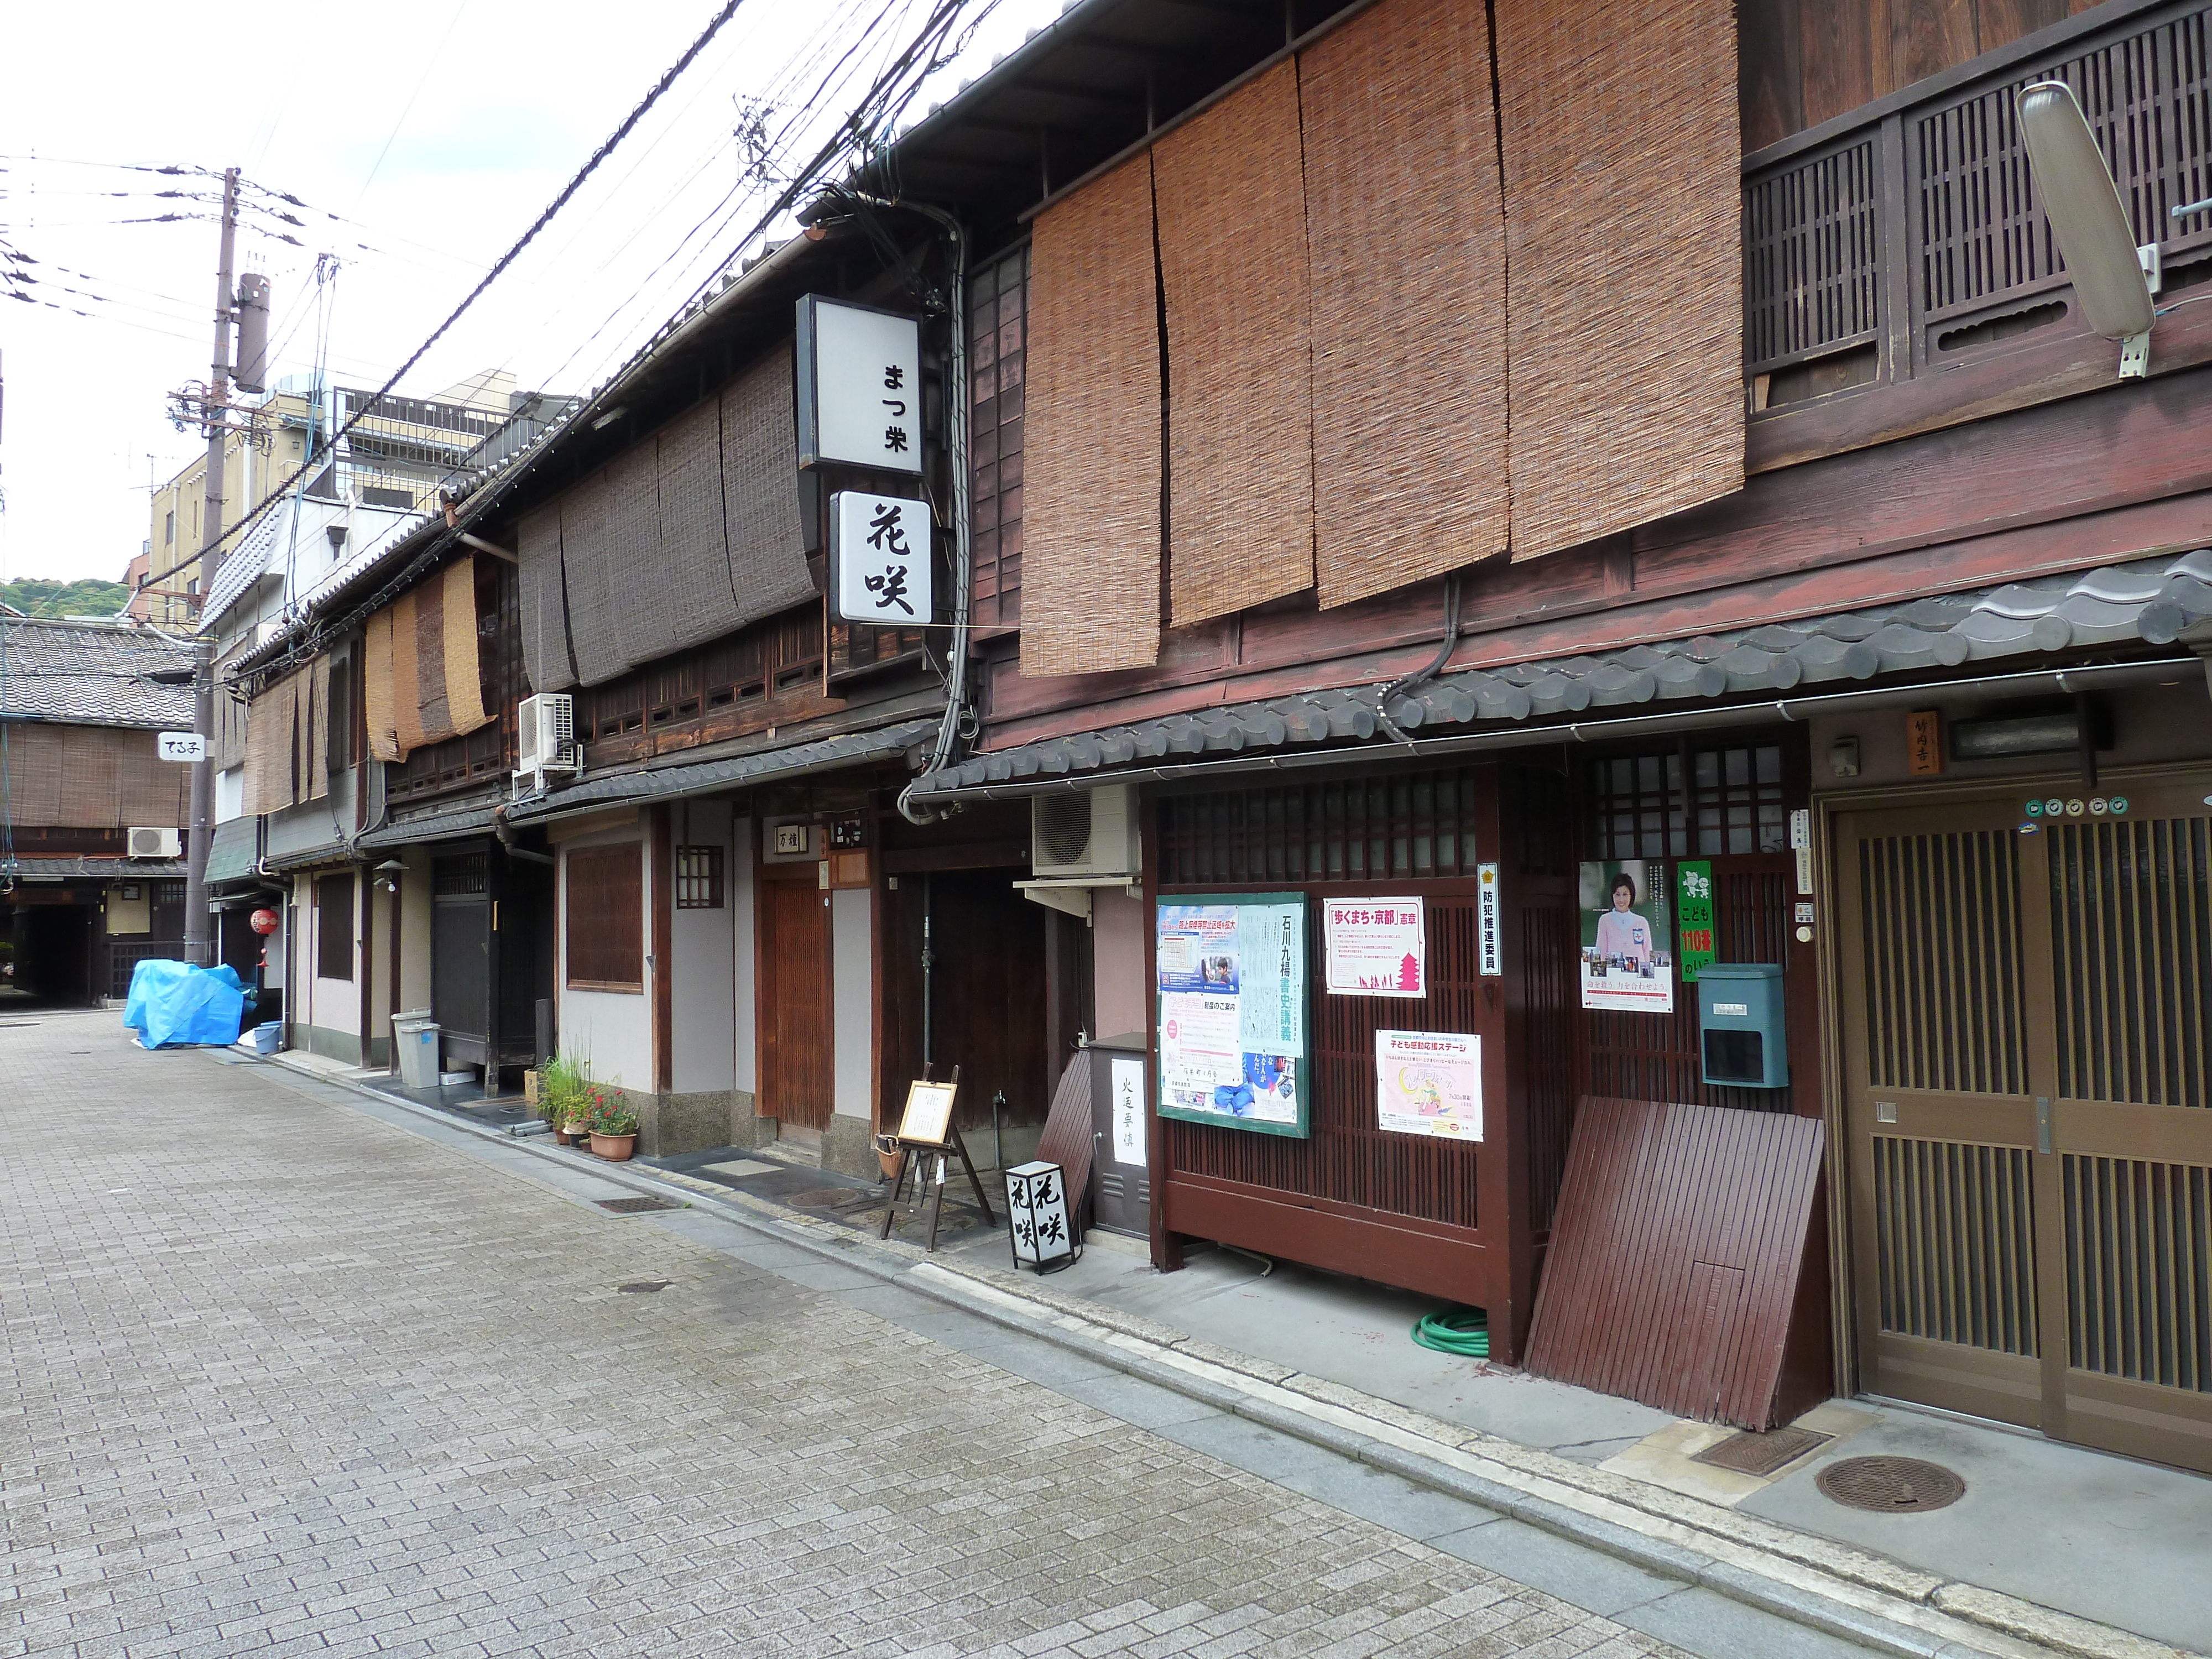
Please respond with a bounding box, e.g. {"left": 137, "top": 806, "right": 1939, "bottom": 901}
{"left": 566, "top": 842, "right": 642, "bottom": 990}
{"left": 676, "top": 845, "right": 725, "bottom": 910}
{"left": 969, "top": 241, "right": 1029, "bottom": 629}
{"left": 316, "top": 873, "right": 355, "bottom": 983}
{"left": 1157, "top": 770, "right": 1485, "bottom": 886}
{"left": 1585, "top": 743, "right": 1787, "bottom": 860}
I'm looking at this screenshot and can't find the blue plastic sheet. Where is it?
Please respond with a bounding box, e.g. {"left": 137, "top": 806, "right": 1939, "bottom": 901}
{"left": 123, "top": 959, "right": 250, "bottom": 1048}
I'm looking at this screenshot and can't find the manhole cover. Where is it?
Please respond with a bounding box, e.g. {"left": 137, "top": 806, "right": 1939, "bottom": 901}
{"left": 1692, "top": 1426, "right": 1832, "bottom": 1478}
{"left": 1816, "top": 1455, "right": 1965, "bottom": 1512}
{"left": 786, "top": 1187, "right": 868, "bottom": 1209}
{"left": 617, "top": 1281, "right": 672, "bottom": 1293}
{"left": 594, "top": 1196, "right": 682, "bottom": 1215}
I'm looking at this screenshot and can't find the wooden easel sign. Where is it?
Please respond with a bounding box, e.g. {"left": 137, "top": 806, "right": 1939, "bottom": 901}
{"left": 878, "top": 1071, "right": 998, "bottom": 1252}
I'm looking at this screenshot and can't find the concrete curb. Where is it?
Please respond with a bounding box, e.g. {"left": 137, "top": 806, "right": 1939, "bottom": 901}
{"left": 240, "top": 1052, "right": 2199, "bottom": 1659}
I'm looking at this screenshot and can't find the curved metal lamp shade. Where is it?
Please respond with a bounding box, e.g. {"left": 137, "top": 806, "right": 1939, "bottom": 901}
{"left": 2017, "top": 81, "right": 2156, "bottom": 352}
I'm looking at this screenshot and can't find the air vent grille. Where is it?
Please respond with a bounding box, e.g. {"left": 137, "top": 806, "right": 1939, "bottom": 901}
{"left": 1035, "top": 795, "right": 1093, "bottom": 867}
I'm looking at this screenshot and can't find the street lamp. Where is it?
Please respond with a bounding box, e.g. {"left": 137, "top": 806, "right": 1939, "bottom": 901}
{"left": 2016, "top": 80, "right": 2159, "bottom": 378}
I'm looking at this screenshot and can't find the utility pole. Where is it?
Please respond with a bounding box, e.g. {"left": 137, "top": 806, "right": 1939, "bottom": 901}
{"left": 184, "top": 166, "right": 239, "bottom": 969}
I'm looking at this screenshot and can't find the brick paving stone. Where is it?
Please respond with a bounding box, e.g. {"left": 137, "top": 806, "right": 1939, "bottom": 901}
{"left": 1, "top": 1013, "right": 1695, "bottom": 1658}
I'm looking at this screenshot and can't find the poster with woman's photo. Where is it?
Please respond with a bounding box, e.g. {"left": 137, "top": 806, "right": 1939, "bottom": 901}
{"left": 1578, "top": 860, "right": 1676, "bottom": 1014}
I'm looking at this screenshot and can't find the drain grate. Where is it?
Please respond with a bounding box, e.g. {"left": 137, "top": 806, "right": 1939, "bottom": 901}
{"left": 1691, "top": 1426, "right": 1831, "bottom": 1477}
{"left": 594, "top": 1196, "right": 683, "bottom": 1215}
{"left": 1816, "top": 1455, "right": 1965, "bottom": 1512}
{"left": 617, "top": 1281, "right": 673, "bottom": 1293}
{"left": 786, "top": 1187, "right": 868, "bottom": 1209}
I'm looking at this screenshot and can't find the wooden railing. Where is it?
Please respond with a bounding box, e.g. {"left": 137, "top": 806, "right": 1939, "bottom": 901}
{"left": 1742, "top": 0, "right": 2212, "bottom": 418}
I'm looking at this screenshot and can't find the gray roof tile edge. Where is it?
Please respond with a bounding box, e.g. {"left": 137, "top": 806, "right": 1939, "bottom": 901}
{"left": 919, "top": 549, "right": 2212, "bottom": 796}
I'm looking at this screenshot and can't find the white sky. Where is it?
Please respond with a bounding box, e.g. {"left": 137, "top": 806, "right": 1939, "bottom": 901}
{"left": 0, "top": 0, "right": 1061, "bottom": 586}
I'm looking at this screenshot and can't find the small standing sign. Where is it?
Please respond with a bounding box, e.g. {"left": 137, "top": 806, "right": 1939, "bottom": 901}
{"left": 877, "top": 1072, "right": 998, "bottom": 1253}
{"left": 830, "top": 491, "right": 932, "bottom": 626}
{"left": 1005, "top": 1161, "right": 1077, "bottom": 1273}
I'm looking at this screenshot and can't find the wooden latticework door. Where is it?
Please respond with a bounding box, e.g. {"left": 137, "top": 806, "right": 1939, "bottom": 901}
{"left": 1835, "top": 775, "right": 2212, "bottom": 1473}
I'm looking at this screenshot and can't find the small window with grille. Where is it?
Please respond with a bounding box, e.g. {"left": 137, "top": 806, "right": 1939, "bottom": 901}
{"left": 676, "top": 846, "right": 725, "bottom": 910}
{"left": 1586, "top": 743, "right": 1787, "bottom": 859}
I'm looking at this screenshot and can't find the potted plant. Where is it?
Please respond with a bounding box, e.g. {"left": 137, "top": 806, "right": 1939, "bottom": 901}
{"left": 541, "top": 1055, "right": 592, "bottom": 1145}
{"left": 587, "top": 1094, "right": 639, "bottom": 1162}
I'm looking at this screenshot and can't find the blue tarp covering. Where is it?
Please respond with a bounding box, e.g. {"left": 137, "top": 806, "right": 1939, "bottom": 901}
{"left": 123, "top": 959, "right": 251, "bottom": 1048}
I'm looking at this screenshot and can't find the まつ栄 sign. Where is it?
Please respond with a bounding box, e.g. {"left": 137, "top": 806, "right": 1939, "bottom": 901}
{"left": 1323, "top": 896, "right": 1425, "bottom": 997}
{"left": 1156, "top": 894, "right": 1308, "bottom": 1138}
{"left": 1375, "top": 1030, "right": 1483, "bottom": 1141}
{"left": 1578, "top": 859, "right": 1676, "bottom": 1014}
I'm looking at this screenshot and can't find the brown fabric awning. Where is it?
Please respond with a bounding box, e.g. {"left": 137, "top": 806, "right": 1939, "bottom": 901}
{"left": 307, "top": 653, "right": 331, "bottom": 802}
{"left": 1303, "top": 0, "right": 1508, "bottom": 606}
{"left": 1496, "top": 0, "right": 1743, "bottom": 560}
{"left": 718, "top": 345, "right": 816, "bottom": 629}
{"left": 245, "top": 669, "right": 304, "bottom": 815}
{"left": 1019, "top": 153, "right": 1164, "bottom": 677}
{"left": 557, "top": 471, "right": 623, "bottom": 687}
{"left": 1, "top": 724, "right": 185, "bottom": 829}
{"left": 1155, "top": 60, "right": 1315, "bottom": 629}
{"left": 441, "top": 556, "right": 491, "bottom": 737}
{"left": 413, "top": 572, "right": 452, "bottom": 743}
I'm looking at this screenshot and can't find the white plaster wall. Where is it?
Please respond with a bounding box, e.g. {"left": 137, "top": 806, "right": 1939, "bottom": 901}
{"left": 670, "top": 799, "right": 735, "bottom": 1093}
{"left": 398, "top": 848, "right": 433, "bottom": 1014}
{"left": 556, "top": 826, "right": 653, "bottom": 1093}
{"left": 215, "top": 766, "right": 244, "bottom": 822}
{"left": 1093, "top": 886, "right": 1149, "bottom": 1044}
{"left": 831, "top": 885, "right": 872, "bottom": 1119}
{"left": 731, "top": 816, "right": 756, "bottom": 1094}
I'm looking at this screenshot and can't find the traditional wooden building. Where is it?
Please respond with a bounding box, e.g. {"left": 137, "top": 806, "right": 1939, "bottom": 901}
{"left": 878, "top": 0, "right": 2212, "bottom": 1473}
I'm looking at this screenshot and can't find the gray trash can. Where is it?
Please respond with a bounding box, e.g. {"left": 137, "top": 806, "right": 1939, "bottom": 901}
{"left": 392, "top": 1010, "right": 440, "bottom": 1088}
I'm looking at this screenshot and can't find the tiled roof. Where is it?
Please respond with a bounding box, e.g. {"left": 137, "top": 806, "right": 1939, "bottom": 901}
{"left": 919, "top": 549, "right": 2212, "bottom": 797}
{"left": 0, "top": 618, "right": 196, "bottom": 729}
{"left": 504, "top": 717, "right": 941, "bottom": 824}
{"left": 355, "top": 798, "right": 501, "bottom": 852}
{"left": 0, "top": 857, "right": 186, "bottom": 879}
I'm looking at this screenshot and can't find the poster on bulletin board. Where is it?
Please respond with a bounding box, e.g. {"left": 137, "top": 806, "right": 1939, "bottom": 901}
{"left": 1156, "top": 893, "right": 1308, "bottom": 1138}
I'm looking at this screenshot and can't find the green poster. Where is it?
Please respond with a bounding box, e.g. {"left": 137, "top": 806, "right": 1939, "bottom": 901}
{"left": 1678, "top": 860, "right": 1715, "bottom": 983}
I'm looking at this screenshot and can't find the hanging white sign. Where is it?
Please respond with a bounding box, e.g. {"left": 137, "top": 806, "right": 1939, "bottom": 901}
{"left": 1476, "top": 863, "right": 1501, "bottom": 976}
{"left": 796, "top": 295, "right": 924, "bottom": 473}
{"left": 1323, "top": 896, "right": 1426, "bottom": 997}
{"left": 156, "top": 731, "right": 207, "bottom": 763}
{"left": 1110, "top": 1056, "right": 1146, "bottom": 1167}
{"left": 830, "top": 492, "right": 932, "bottom": 626}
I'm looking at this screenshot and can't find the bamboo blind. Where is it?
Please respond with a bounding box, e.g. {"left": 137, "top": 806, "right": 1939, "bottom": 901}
{"left": 116, "top": 729, "right": 185, "bottom": 827}
{"left": 559, "top": 472, "right": 624, "bottom": 686}
{"left": 306, "top": 653, "right": 331, "bottom": 803}
{"left": 1156, "top": 60, "right": 1315, "bottom": 627}
{"left": 59, "top": 727, "right": 123, "bottom": 827}
{"left": 604, "top": 442, "right": 666, "bottom": 676}
{"left": 442, "top": 556, "right": 491, "bottom": 737}
{"left": 1020, "top": 152, "right": 1163, "bottom": 676}
{"left": 1495, "top": 0, "right": 1743, "bottom": 560}
{"left": 518, "top": 502, "right": 575, "bottom": 693}
{"left": 414, "top": 573, "right": 452, "bottom": 744}
{"left": 390, "top": 592, "right": 426, "bottom": 759}
{"left": 719, "top": 346, "right": 816, "bottom": 626}
{"left": 363, "top": 608, "right": 400, "bottom": 763}
{"left": 6, "top": 723, "right": 61, "bottom": 822}
{"left": 245, "top": 670, "right": 303, "bottom": 814}
{"left": 1302, "top": 0, "right": 1507, "bottom": 606}
{"left": 655, "top": 398, "right": 747, "bottom": 655}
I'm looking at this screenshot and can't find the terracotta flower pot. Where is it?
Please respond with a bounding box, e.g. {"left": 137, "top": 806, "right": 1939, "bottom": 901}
{"left": 589, "top": 1131, "right": 637, "bottom": 1162}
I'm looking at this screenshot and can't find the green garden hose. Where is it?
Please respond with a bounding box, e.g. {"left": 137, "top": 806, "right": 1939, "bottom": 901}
{"left": 1411, "top": 1307, "right": 1490, "bottom": 1358}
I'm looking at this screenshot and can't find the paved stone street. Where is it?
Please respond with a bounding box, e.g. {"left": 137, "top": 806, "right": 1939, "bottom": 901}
{"left": 1, "top": 1013, "right": 1710, "bottom": 1659}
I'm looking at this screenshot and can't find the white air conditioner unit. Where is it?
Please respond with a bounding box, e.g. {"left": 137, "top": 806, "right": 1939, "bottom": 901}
{"left": 1030, "top": 784, "right": 1139, "bottom": 880}
{"left": 128, "top": 827, "right": 182, "bottom": 859}
{"left": 514, "top": 692, "right": 579, "bottom": 792}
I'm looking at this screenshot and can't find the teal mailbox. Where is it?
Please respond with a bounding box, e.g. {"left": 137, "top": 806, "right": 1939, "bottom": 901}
{"left": 1698, "top": 963, "right": 1788, "bottom": 1089}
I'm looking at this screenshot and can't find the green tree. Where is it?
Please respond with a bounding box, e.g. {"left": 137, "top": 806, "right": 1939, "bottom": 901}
{"left": 0, "top": 577, "right": 134, "bottom": 619}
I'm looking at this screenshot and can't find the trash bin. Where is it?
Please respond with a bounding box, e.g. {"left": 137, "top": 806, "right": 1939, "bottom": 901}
{"left": 393, "top": 1009, "right": 440, "bottom": 1088}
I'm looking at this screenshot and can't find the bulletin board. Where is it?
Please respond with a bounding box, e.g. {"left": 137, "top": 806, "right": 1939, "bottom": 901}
{"left": 1155, "top": 893, "right": 1308, "bottom": 1139}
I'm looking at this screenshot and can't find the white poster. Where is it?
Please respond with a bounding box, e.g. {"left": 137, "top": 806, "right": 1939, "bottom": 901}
{"left": 1155, "top": 899, "right": 1305, "bottom": 1133}
{"left": 831, "top": 491, "right": 932, "bottom": 625}
{"left": 1323, "top": 896, "right": 1426, "bottom": 997}
{"left": 1375, "top": 1031, "right": 1483, "bottom": 1141}
{"left": 1110, "top": 1056, "right": 1146, "bottom": 1167}
{"left": 1158, "top": 992, "right": 1242, "bottom": 1095}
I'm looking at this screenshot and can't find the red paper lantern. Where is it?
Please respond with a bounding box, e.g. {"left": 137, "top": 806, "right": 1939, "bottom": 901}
{"left": 249, "top": 907, "right": 280, "bottom": 936}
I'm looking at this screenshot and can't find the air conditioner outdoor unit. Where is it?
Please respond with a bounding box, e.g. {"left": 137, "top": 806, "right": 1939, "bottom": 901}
{"left": 128, "top": 827, "right": 182, "bottom": 859}
{"left": 514, "top": 692, "right": 579, "bottom": 792}
{"left": 1030, "top": 784, "right": 1139, "bottom": 880}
